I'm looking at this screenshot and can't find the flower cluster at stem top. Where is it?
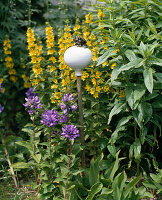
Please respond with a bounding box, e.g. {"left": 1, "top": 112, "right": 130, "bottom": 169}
{"left": 23, "top": 88, "right": 43, "bottom": 115}
{"left": 61, "top": 125, "right": 79, "bottom": 140}
{"left": 60, "top": 93, "right": 77, "bottom": 116}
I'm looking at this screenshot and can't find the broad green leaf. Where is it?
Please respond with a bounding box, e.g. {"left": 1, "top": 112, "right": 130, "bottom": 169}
{"left": 87, "top": 182, "right": 103, "bottom": 200}
{"left": 111, "top": 66, "right": 120, "bottom": 82}
{"left": 133, "top": 139, "right": 141, "bottom": 160}
{"left": 11, "top": 162, "right": 31, "bottom": 169}
{"left": 89, "top": 154, "right": 103, "bottom": 186}
{"left": 97, "top": 49, "right": 116, "bottom": 66}
{"left": 119, "top": 58, "right": 143, "bottom": 72}
{"left": 134, "top": 88, "right": 146, "bottom": 103}
{"left": 113, "top": 185, "right": 121, "bottom": 200}
{"left": 108, "top": 102, "right": 126, "bottom": 124}
{"left": 116, "top": 116, "right": 132, "bottom": 130}
{"left": 107, "top": 144, "right": 116, "bottom": 158}
{"left": 16, "top": 141, "right": 33, "bottom": 152}
{"left": 143, "top": 68, "right": 153, "bottom": 93}
{"left": 148, "top": 20, "right": 157, "bottom": 34}
{"left": 109, "top": 151, "right": 120, "bottom": 182}
{"left": 32, "top": 154, "right": 41, "bottom": 163}
{"left": 22, "top": 128, "right": 33, "bottom": 135}
{"left": 138, "top": 102, "right": 153, "bottom": 124}
{"left": 125, "top": 50, "right": 136, "bottom": 61}
{"left": 123, "top": 175, "right": 142, "bottom": 198}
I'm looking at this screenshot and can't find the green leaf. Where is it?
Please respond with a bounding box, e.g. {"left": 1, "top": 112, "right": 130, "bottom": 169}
{"left": 108, "top": 102, "right": 126, "bottom": 124}
{"left": 133, "top": 139, "right": 141, "bottom": 160}
{"left": 123, "top": 175, "right": 142, "bottom": 198}
{"left": 97, "top": 50, "right": 116, "bottom": 66}
{"left": 87, "top": 182, "right": 103, "bottom": 200}
{"left": 32, "top": 154, "right": 41, "bottom": 163}
{"left": 107, "top": 145, "right": 116, "bottom": 158}
{"left": 143, "top": 68, "right": 153, "bottom": 93}
{"left": 125, "top": 50, "right": 136, "bottom": 61}
{"left": 11, "top": 162, "right": 31, "bottom": 169}
{"left": 109, "top": 151, "right": 120, "bottom": 182}
{"left": 89, "top": 154, "right": 103, "bottom": 186}
{"left": 16, "top": 141, "right": 33, "bottom": 152}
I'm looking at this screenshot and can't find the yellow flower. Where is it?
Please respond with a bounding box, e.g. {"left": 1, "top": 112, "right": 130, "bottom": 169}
{"left": 98, "top": 9, "right": 105, "bottom": 19}
{"left": 102, "top": 61, "right": 108, "bottom": 67}
{"left": 48, "top": 57, "right": 56, "bottom": 63}
{"left": 90, "top": 88, "right": 95, "bottom": 95}
{"left": 103, "top": 85, "right": 109, "bottom": 92}
{"left": 114, "top": 49, "right": 120, "bottom": 53}
{"left": 0, "top": 78, "right": 4, "bottom": 83}
{"left": 86, "top": 84, "right": 91, "bottom": 91}
{"left": 73, "top": 24, "right": 80, "bottom": 31}
{"left": 85, "top": 13, "right": 93, "bottom": 24}
{"left": 9, "top": 76, "right": 17, "bottom": 82}
{"left": 119, "top": 89, "right": 125, "bottom": 98}
{"left": 93, "top": 93, "right": 99, "bottom": 98}
{"left": 2, "top": 87, "right": 5, "bottom": 93}
{"left": 111, "top": 62, "right": 117, "bottom": 69}
{"left": 24, "top": 82, "right": 31, "bottom": 88}
{"left": 8, "top": 69, "right": 16, "bottom": 75}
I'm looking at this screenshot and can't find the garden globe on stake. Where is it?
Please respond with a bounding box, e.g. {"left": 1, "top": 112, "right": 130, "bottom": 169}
{"left": 64, "top": 37, "right": 92, "bottom": 168}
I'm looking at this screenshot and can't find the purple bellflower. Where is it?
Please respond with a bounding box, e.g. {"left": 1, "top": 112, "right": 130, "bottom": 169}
{"left": 60, "top": 93, "right": 77, "bottom": 116}
{"left": 0, "top": 104, "right": 4, "bottom": 113}
{"left": 60, "top": 115, "right": 68, "bottom": 123}
{"left": 0, "top": 83, "right": 2, "bottom": 93}
{"left": 41, "top": 109, "right": 60, "bottom": 127}
{"left": 23, "top": 88, "right": 42, "bottom": 115}
{"left": 61, "top": 125, "right": 79, "bottom": 140}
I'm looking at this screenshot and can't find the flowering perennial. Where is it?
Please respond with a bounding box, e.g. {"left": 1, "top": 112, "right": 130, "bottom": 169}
{"left": 41, "top": 109, "right": 60, "bottom": 127}
{"left": 61, "top": 125, "right": 79, "bottom": 140}
{"left": 23, "top": 88, "right": 42, "bottom": 115}
{"left": 60, "top": 93, "right": 77, "bottom": 115}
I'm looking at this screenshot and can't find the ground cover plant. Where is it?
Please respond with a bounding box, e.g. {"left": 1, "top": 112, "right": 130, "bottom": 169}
{"left": 0, "top": 0, "right": 162, "bottom": 199}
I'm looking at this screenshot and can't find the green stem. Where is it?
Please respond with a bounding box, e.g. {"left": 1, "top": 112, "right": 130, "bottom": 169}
{"left": 64, "top": 141, "right": 72, "bottom": 200}
{"left": 28, "top": 0, "right": 31, "bottom": 27}
{"left": 33, "top": 118, "right": 38, "bottom": 184}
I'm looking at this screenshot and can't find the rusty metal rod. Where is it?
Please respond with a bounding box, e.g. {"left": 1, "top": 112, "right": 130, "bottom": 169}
{"left": 77, "top": 76, "right": 86, "bottom": 168}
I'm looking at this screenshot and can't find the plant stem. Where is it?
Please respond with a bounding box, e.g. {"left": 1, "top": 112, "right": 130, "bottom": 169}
{"left": 64, "top": 141, "right": 72, "bottom": 200}
{"left": 49, "top": 131, "right": 52, "bottom": 165}
{"left": 33, "top": 118, "right": 38, "bottom": 184}
{"left": 27, "top": 0, "right": 31, "bottom": 27}
{"left": 2, "top": 137, "right": 18, "bottom": 189}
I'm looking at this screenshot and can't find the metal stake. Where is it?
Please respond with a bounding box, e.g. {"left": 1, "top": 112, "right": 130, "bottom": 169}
{"left": 77, "top": 76, "right": 86, "bottom": 168}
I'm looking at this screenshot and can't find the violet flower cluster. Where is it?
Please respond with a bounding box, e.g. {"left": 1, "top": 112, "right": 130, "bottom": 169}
{"left": 23, "top": 88, "right": 42, "bottom": 115}
{"left": 61, "top": 125, "right": 79, "bottom": 140}
{"left": 0, "top": 83, "right": 4, "bottom": 113}
{"left": 41, "top": 109, "right": 60, "bottom": 127}
{"left": 60, "top": 93, "right": 77, "bottom": 117}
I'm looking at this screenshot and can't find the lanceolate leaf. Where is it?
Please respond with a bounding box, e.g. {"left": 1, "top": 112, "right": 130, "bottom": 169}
{"left": 87, "top": 182, "right": 103, "bottom": 200}
{"left": 143, "top": 68, "right": 153, "bottom": 93}
{"left": 108, "top": 102, "right": 126, "bottom": 124}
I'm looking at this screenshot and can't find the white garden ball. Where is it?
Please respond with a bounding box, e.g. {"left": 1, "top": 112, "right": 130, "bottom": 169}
{"left": 64, "top": 46, "right": 92, "bottom": 76}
